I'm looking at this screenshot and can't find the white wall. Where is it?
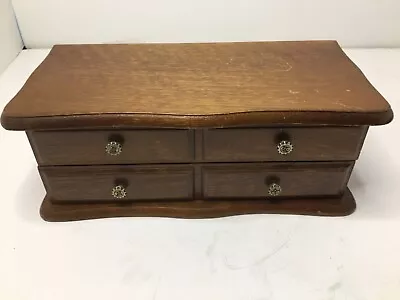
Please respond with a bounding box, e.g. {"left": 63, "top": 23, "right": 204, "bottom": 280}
{"left": 12, "top": 0, "right": 400, "bottom": 49}
{"left": 0, "top": 0, "right": 23, "bottom": 73}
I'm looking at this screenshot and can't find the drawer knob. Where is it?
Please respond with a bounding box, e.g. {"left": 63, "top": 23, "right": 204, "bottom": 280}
{"left": 277, "top": 140, "right": 293, "bottom": 155}
{"left": 268, "top": 183, "right": 282, "bottom": 196}
{"left": 112, "top": 185, "right": 127, "bottom": 199}
{"left": 106, "top": 141, "right": 122, "bottom": 156}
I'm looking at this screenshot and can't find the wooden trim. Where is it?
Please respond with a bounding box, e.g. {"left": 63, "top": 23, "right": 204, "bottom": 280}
{"left": 1, "top": 109, "right": 393, "bottom": 131}
{"left": 40, "top": 188, "right": 356, "bottom": 222}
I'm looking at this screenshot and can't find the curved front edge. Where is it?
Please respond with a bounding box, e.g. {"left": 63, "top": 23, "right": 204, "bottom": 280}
{"left": 1, "top": 109, "right": 394, "bottom": 131}
{"left": 39, "top": 188, "right": 356, "bottom": 222}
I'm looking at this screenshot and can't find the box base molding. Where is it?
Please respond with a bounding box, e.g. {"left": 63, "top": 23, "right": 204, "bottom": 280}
{"left": 40, "top": 188, "right": 356, "bottom": 222}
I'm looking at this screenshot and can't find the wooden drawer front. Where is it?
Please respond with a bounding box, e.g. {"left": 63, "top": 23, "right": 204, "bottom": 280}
{"left": 203, "top": 127, "right": 366, "bottom": 161}
{"left": 203, "top": 162, "right": 353, "bottom": 199}
{"left": 40, "top": 165, "right": 193, "bottom": 202}
{"left": 29, "top": 130, "right": 193, "bottom": 165}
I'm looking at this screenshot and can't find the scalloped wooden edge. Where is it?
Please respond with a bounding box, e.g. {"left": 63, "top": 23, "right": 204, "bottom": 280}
{"left": 2, "top": 109, "right": 394, "bottom": 131}
{"left": 40, "top": 188, "right": 356, "bottom": 222}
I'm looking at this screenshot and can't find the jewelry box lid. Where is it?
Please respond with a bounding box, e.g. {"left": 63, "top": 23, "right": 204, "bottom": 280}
{"left": 1, "top": 41, "right": 393, "bottom": 130}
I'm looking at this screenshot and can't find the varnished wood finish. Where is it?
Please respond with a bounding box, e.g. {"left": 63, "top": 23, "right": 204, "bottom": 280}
{"left": 29, "top": 129, "right": 193, "bottom": 165}
{"left": 193, "top": 164, "right": 202, "bottom": 200}
{"left": 39, "top": 188, "right": 356, "bottom": 222}
{"left": 203, "top": 162, "right": 353, "bottom": 199}
{"left": 1, "top": 41, "right": 393, "bottom": 130}
{"left": 1, "top": 41, "right": 393, "bottom": 221}
{"left": 3, "top": 111, "right": 392, "bottom": 130}
{"left": 204, "top": 127, "right": 367, "bottom": 161}
{"left": 40, "top": 162, "right": 352, "bottom": 203}
{"left": 40, "top": 165, "right": 193, "bottom": 202}
{"left": 28, "top": 126, "right": 366, "bottom": 165}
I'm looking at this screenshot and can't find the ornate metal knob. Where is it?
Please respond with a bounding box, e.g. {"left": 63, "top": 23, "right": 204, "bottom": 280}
{"left": 268, "top": 183, "right": 282, "bottom": 196}
{"left": 277, "top": 140, "right": 293, "bottom": 155}
{"left": 112, "top": 185, "right": 127, "bottom": 199}
{"left": 105, "top": 141, "right": 122, "bottom": 156}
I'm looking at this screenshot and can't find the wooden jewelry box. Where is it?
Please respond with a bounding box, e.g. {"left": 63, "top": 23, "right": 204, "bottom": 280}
{"left": 1, "top": 41, "right": 393, "bottom": 222}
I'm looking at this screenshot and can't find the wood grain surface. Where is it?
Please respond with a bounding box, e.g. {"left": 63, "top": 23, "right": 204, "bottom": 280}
{"left": 39, "top": 188, "right": 356, "bottom": 222}
{"left": 28, "top": 129, "right": 193, "bottom": 165}
{"left": 1, "top": 41, "right": 393, "bottom": 130}
{"left": 40, "top": 165, "right": 194, "bottom": 202}
{"left": 203, "top": 162, "right": 352, "bottom": 198}
{"left": 28, "top": 126, "right": 366, "bottom": 165}
{"left": 39, "top": 162, "right": 352, "bottom": 202}
{"left": 203, "top": 126, "right": 367, "bottom": 161}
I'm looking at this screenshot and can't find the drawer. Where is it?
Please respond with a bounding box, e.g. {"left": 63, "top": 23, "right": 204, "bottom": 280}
{"left": 28, "top": 129, "right": 193, "bottom": 165}
{"left": 203, "top": 162, "right": 353, "bottom": 199}
{"left": 40, "top": 165, "right": 194, "bottom": 202}
{"left": 203, "top": 127, "right": 367, "bottom": 161}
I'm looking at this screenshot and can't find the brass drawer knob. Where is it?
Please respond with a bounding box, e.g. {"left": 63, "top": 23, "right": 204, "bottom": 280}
{"left": 268, "top": 183, "right": 282, "bottom": 196}
{"left": 277, "top": 140, "right": 293, "bottom": 155}
{"left": 105, "top": 141, "right": 122, "bottom": 156}
{"left": 112, "top": 185, "right": 127, "bottom": 199}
